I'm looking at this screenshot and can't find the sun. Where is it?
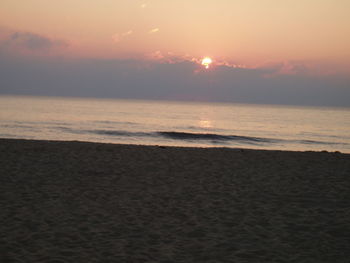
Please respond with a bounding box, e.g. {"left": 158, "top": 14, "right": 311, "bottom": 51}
{"left": 201, "top": 57, "right": 212, "bottom": 69}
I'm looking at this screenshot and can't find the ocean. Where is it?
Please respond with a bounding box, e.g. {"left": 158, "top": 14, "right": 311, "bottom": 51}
{"left": 1, "top": 95, "right": 349, "bottom": 153}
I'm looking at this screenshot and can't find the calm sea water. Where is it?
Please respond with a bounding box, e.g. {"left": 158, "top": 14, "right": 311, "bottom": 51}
{"left": 1, "top": 95, "right": 349, "bottom": 153}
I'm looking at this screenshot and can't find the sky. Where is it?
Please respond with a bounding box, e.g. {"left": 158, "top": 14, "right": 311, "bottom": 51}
{"left": 0, "top": 0, "right": 350, "bottom": 107}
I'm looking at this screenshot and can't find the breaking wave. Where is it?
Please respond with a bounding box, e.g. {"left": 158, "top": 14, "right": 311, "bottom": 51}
{"left": 84, "top": 129, "right": 277, "bottom": 145}
{"left": 84, "top": 129, "right": 346, "bottom": 147}
{"left": 157, "top": 131, "right": 274, "bottom": 143}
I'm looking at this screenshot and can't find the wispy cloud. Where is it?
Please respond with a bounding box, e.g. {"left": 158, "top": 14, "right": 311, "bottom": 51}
{"left": 149, "top": 28, "right": 159, "bottom": 34}
{"left": 146, "top": 50, "right": 165, "bottom": 60}
{"left": 144, "top": 51, "right": 247, "bottom": 71}
{"left": 140, "top": 3, "right": 147, "bottom": 8}
{"left": 123, "top": 30, "right": 133, "bottom": 37}
{"left": 112, "top": 30, "right": 133, "bottom": 43}
{"left": 144, "top": 51, "right": 194, "bottom": 64}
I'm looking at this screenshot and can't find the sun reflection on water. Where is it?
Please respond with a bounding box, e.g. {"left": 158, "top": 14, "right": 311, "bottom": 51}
{"left": 199, "top": 119, "right": 212, "bottom": 129}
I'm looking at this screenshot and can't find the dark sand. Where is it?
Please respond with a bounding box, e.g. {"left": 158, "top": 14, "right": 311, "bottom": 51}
{"left": 1, "top": 138, "right": 350, "bottom": 262}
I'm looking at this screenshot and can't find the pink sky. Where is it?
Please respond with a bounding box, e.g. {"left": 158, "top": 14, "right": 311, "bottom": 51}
{"left": 1, "top": 0, "right": 350, "bottom": 71}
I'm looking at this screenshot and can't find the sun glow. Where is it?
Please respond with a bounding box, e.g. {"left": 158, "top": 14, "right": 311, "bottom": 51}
{"left": 201, "top": 57, "right": 212, "bottom": 69}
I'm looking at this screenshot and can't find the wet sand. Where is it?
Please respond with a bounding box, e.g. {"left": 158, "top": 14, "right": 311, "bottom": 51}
{"left": 1, "top": 138, "right": 349, "bottom": 262}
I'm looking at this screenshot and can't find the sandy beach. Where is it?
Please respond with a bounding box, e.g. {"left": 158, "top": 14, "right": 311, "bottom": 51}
{"left": 0, "top": 138, "right": 349, "bottom": 262}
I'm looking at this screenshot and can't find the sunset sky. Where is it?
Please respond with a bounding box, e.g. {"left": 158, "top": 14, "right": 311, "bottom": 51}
{"left": 1, "top": 0, "right": 350, "bottom": 106}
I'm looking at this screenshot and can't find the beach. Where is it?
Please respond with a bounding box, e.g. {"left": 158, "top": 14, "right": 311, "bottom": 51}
{"left": 1, "top": 138, "right": 349, "bottom": 262}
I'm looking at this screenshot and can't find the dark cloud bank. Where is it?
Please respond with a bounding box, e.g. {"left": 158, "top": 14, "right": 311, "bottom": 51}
{"left": 1, "top": 30, "right": 68, "bottom": 51}
{"left": 0, "top": 54, "right": 349, "bottom": 107}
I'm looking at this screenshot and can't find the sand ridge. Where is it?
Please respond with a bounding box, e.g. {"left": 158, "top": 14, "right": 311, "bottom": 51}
{"left": 0, "top": 139, "right": 349, "bottom": 262}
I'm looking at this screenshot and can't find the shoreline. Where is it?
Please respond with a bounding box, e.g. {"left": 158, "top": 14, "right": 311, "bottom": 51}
{"left": 1, "top": 138, "right": 349, "bottom": 262}
{"left": 1, "top": 137, "right": 348, "bottom": 154}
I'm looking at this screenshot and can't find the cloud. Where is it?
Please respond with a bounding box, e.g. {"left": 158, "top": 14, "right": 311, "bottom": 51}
{"left": 112, "top": 30, "right": 133, "bottom": 43}
{"left": 0, "top": 54, "right": 349, "bottom": 107}
{"left": 144, "top": 51, "right": 198, "bottom": 64}
{"left": 140, "top": 3, "right": 147, "bottom": 8}
{"left": 145, "top": 50, "right": 165, "bottom": 60}
{"left": 144, "top": 52, "right": 249, "bottom": 73}
{"left": 123, "top": 30, "right": 133, "bottom": 36}
{"left": 149, "top": 28, "right": 159, "bottom": 34}
{"left": 257, "top": 61, "right": 312, "bottom": 78}
{"left": 3, "top": 31, "right": 67, "bottom": 51}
